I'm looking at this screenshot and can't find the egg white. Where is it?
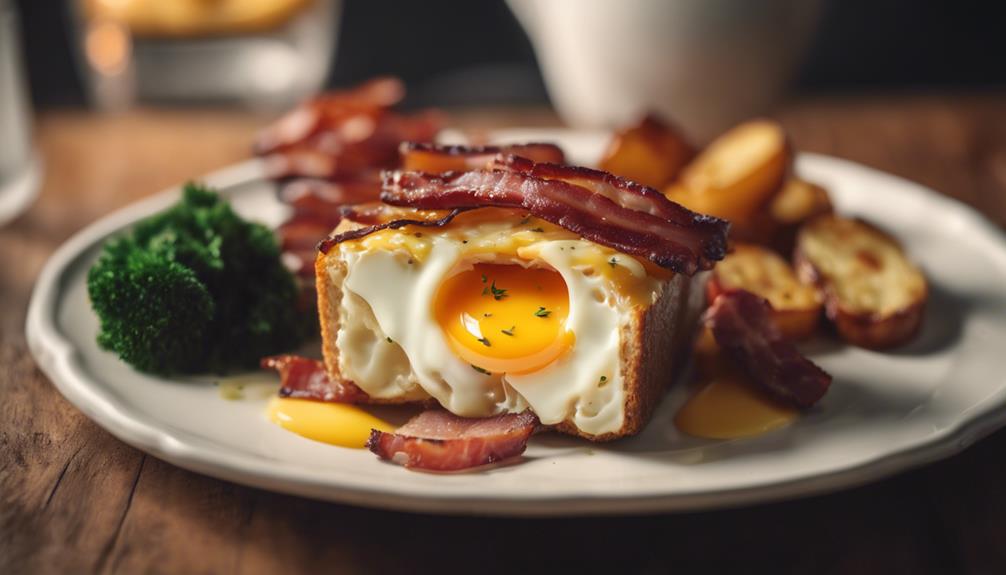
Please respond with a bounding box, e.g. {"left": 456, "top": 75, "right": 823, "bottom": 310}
{"left": 330, "top": 222, "right": 663, "bottom": 437}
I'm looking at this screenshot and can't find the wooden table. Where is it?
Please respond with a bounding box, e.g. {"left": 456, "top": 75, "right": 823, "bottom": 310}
{"left": 3, "top": 97, "right": 1006, "bottom": 574}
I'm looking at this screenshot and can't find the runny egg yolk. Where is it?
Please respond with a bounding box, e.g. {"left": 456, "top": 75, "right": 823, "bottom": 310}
{"left": 674, "top": 375, "right": 798, "bottom": 440}
{"left": 434, "top": 263, "right": 574, "bottom": 375}
{"left": 267, "top": 397, "right": 395, "bottom": 448}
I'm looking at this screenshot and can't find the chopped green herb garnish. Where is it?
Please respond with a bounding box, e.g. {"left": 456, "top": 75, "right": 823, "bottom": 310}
{"left": 482, "top": 286, "right": 489, "bottom": 296}
{"left": 599, "top": 375, "right": 609, "bottom": 386}
{"left": 490, "top": 281, "right": 508, "bottom": 300}
{"left": 471, "top": 364, "right": 491, "bottom": 375}
{"left": 481, "top": 274, "right": 487, "bottom": 283}
{"left": 609, "top": 257, "right": 618, "bottom": 267}
{"left": 386, "top": 337, "right": 393, "bottom": 343}
{"left": 501, "top": 326, "right": 515, "bottom": 336}
{"left": 534, "top": 306, "right": 551, "bottom": 318}
{"left": 529, "top": 227, "right": 544, "bottom": 233}
{"left": 477, "top": 337, "right": 492, "bottom": 347}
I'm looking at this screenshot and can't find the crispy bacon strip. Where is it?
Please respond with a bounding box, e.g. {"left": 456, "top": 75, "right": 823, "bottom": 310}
{"left": 261, "top": 355, "right": 369, "bottom": 404}
{"left": 253, "top": 77, "right": 406, "bottom": 155}
{"left": 367, "top": 409, "right": 539, "bottom": 472}
{"left": 278, "top": 217, "right": 335, "bottom": 251}
{"left": 496, "top": 155, "right": 699, "bottom": 225}
{"left": 278, "top": 177, "right": 383, "bottom": 222}
{"left": 260, "top": 110, "right": 443, "bottom": 180}
{"left": 705, "top": 290, "right": 832, "bottom": 408}
{"left": 400, "top": 142, "right": 566, "bottom": 173}
{"left": 377, "top": 162, "right": 729, "bottom": 274}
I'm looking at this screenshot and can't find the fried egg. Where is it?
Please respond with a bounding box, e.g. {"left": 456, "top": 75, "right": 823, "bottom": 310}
{"left": 326, "top": 209, "right": 671, "bottom": 437}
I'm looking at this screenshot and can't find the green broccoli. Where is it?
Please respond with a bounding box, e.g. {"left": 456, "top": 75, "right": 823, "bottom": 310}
{"left": 87, "top": 183, "right": 308, "bottom": 375}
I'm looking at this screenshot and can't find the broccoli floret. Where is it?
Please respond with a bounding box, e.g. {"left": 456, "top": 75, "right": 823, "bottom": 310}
{"left": 87, "top": 183, "right": 308, "bottom": 375}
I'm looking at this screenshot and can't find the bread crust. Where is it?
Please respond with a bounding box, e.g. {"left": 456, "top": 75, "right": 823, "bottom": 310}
{"left": 317, "top": 239, "right": 705, "bottom": 439}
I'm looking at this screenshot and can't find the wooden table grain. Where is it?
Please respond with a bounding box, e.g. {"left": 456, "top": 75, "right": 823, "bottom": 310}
{"left": 3, "top": 98, "right": 1006, "bottom": 574}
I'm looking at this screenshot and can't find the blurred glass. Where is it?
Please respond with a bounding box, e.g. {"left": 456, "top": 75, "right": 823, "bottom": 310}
{"left": 0, "top": 0, "right": 39, "bottom": 225}
{"left": 70, "top": 0, "right": 340, "bottom": 110}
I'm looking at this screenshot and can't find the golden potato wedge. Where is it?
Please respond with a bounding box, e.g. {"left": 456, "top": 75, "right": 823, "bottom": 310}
{"left": 770, "top": 178, "right": 833, "bottom": 225}
{"left": 665, "top": 119, "right": 791, "bottom": 231}
{"left": 599, "top": 114, "right": 695, "bottom": 189}
{"left": 794, "top": 215, "right": 927, "bottom": 349}
{"left": 707, "top": 244, "right": 822, "bottom": 340}
{"left": 766, "top": 178, "right": 834, "bottom": 253}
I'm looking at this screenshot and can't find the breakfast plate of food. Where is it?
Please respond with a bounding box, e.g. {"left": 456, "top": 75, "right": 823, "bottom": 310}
{"left": 26, "top": 79, "right": 1006, "bottom": 515}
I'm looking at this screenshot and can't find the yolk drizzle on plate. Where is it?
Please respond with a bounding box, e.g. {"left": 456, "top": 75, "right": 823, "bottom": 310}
{"left": 267, "top": 397, "right": 395, "bottom": 448}
{"left": 674, "top": 375, "right": 798, "bottom": 439}
{"left": 434, "top": 263, "right": 574, "bottom": 375}
{"left": 675, "top": 327, "right": 798, "bottom": 439}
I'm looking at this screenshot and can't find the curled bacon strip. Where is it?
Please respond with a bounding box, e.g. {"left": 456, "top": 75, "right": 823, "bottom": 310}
{"left": 254, "top": 77, "right": 406, "bottom": 155}
{"left": 260, "top": 111, "right": 443, "bottom": 180}
{"left": 400, "top": 142, "right": 566, "bottom": 173}
{"left": 377, "top": 160, "right": 729, "bottom": 274}
{"left": 367, "top": 409, "right": 539, "bottom": 472}
{"left": 278, "top": 177, "right": 383, "bottom": 221}
{"left": 705, "top": 290, "right": 832, "bottom": 408}
{"left": 261, "top": 355, "right": 369, "bottom": 404}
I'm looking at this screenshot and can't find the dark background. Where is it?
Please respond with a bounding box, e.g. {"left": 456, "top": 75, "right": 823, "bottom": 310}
{"left": 14, "top": 0, "right": 1006, "bottom": 109}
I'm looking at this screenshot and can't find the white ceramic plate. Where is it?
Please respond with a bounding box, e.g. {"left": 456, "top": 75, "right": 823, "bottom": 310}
{"left": 26, "top": 130, "right": 1006, "bottom": 516}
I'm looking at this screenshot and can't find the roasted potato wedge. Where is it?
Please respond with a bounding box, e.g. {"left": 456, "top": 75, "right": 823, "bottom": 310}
{"left": 598, "top": 114, "right": 694, "bottom": 188}
{"left": 770, "top": 178, "right": 833, "bottom": 225}
{"left": 766, "top": 178, "right": 834, "bottom": 253}
{"left": 708, "top": 244, "right": 822, "bottom": 340}
{"left": 794, "top": 215, "right": 927, "bottom": 349}
{"left": 665, "top": 119, "right": 790, "bottom": 232}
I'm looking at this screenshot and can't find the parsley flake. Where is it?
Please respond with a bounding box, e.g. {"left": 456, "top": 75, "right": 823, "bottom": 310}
{"left": 599, "top": 375, "right": 609, "bottom": 386}
{"left": 490, "top": 281, "right": 508, "bottom": 300}
{"left": 482, "top": 286, "right": 489, "bottom": 296}
{"left": 501, "top": 326, "right": 515, "bottom": 336}
{"left": 534, "top": 307, "right": 551, "bottom": 318}
{"left": 477, "top": 337, "right": 492, "bottom": 347}
{"left": 529, "top": 227, "right": 544, "bottom": 233}
{"left": 609, "top": 257, "right": 618, "bottom": 267}
{"left": 386, "top": 337, "right": 393, "bottom": 343}
{"left": 481, "top": 274, "right": 487, "bottom": 283}
{"left": 471, "top": 365, "right": 491, "bottom": 375}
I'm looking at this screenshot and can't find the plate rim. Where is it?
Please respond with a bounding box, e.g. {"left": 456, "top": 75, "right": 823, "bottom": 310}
{"left": 24, "top": 150, "right": 1006, "bottom": 517}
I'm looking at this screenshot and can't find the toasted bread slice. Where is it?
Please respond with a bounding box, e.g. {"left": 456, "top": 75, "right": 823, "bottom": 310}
{"left": 664, "top": 119, "right": 791, "bottom": 236}
{"left": 708, "top": 244, "right": 822, "bottom": 340}
{"left": 317, "top": 220, "right": 707, "bottom": 441}
{"left": 598, "top": 115, "right": 695, "bottom": 189}
{"left": 794, "top": 215, "right": 927, "bottom": 349}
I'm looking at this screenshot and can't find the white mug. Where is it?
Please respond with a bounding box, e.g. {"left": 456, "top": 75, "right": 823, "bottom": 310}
{"left": 507, "top": 0, "right": 822, "bottom": 141}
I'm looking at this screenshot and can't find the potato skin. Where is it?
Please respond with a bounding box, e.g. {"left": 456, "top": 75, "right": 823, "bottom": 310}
{"left": 794, "top": 216, "right": 927, "bottom": 350}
